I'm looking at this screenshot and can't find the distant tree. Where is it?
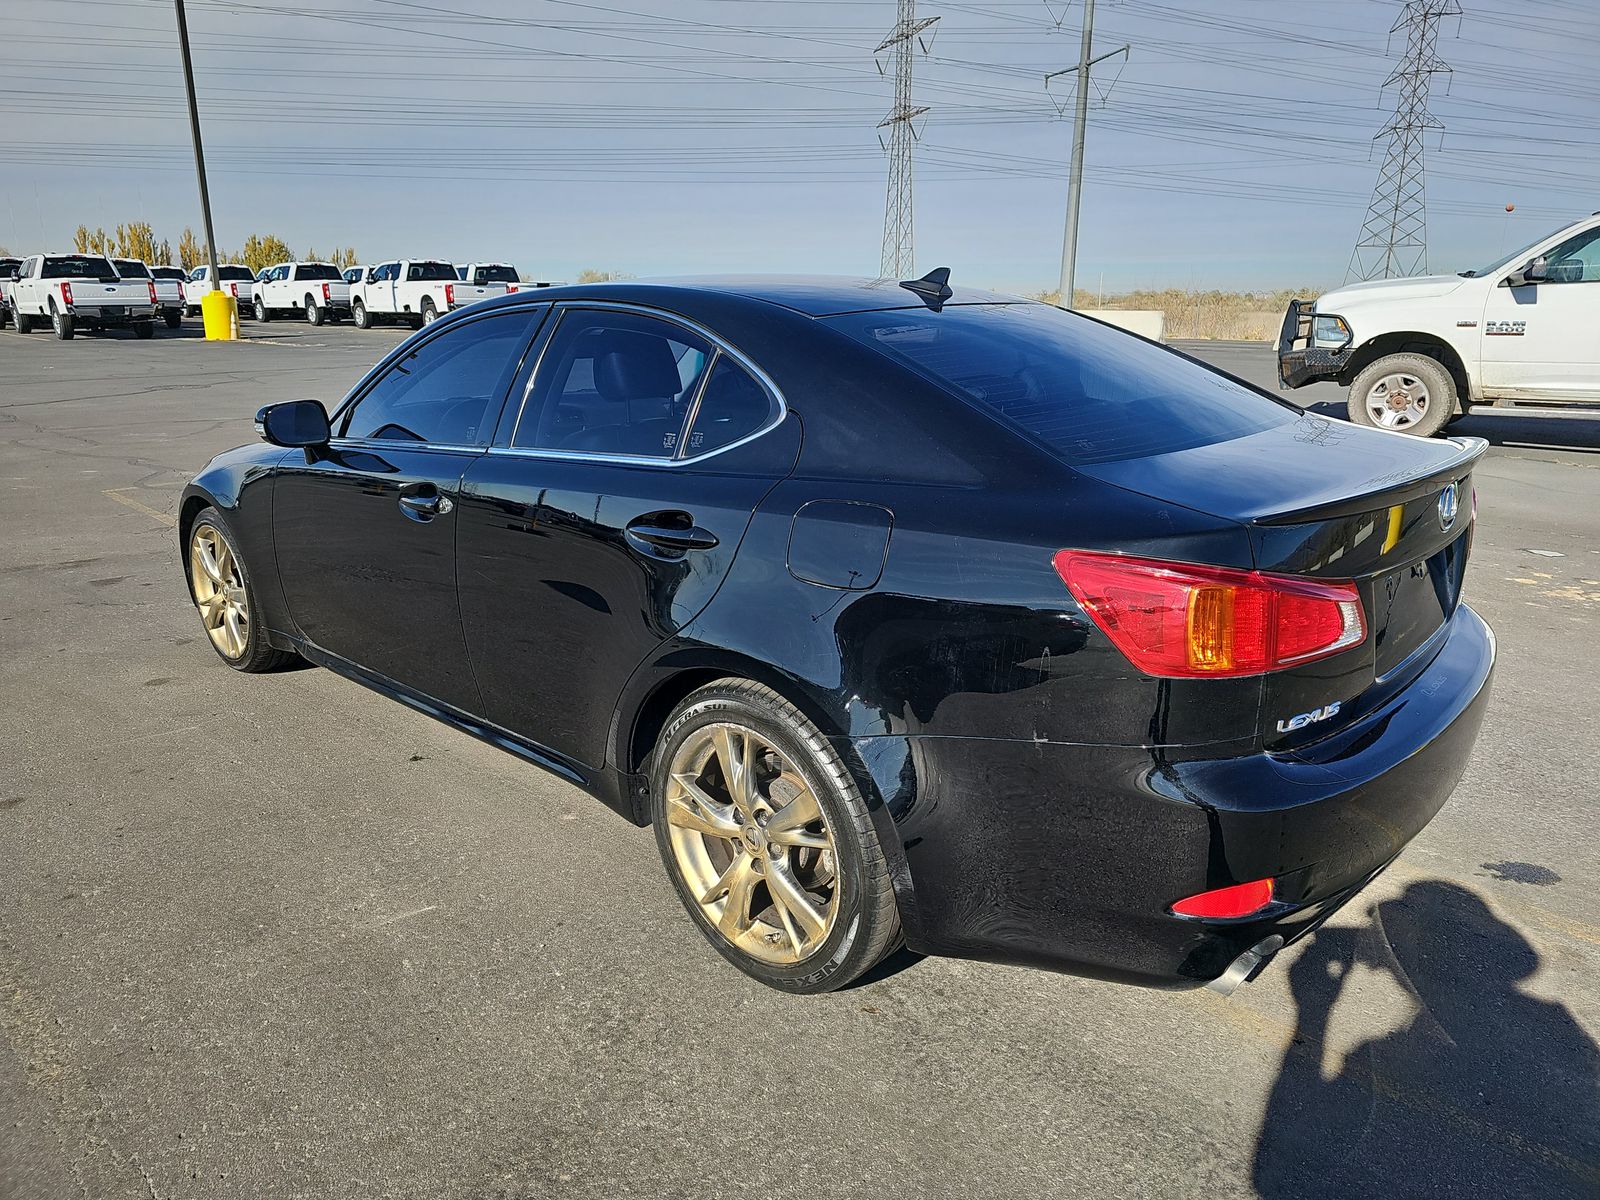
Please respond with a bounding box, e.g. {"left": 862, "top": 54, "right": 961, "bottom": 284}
{"left": 155, "top": 238, "right": 174, "bottom": 267}
{"left": 303, "top": 245, "right": 320, "bottom": 264}
{"left": 239, "top": 234, "right": 294, "bottom": 272}
{"left": 74, "top": 225, "right": 112, "bottom": 255}
{"left": 113, "top": 221, "right": 159, "bottom": 262}
{"left": 177, "top": 227, "right": 205, "bottom": 270}
{"left": 576, "top": 268, "right": 632, "bottom": 283}
{"left": 333, "top": 246, "right": 359, "bottom": 268}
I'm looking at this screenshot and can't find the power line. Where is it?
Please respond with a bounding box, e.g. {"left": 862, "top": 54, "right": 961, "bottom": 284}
{"left": 1348, "top": 0, "right": 1462, "bottom": 281}
{"left": 876, "top": 1, "right": 938, "bottom": 278}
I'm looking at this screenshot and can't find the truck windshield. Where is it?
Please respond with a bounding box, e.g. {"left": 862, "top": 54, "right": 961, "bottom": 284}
{"left": 473, "top": 265, "right": 518, "bottom": 284}
{"left": 296, "top": 264, "right": 342, "bottom": 281}
{"left": 1468, "top": 231, "right": 1562, "bottom": 279}
{"left": 407, "top": 262, "right": 457, "bottom": 282}
{"left": 112, "top": 259, "right": 152, "bottom": 279}
{"left": 44, "top": 256, "right": 118, "bottom": 281}
{"left": 828, "top": 302, "right": 1292, "bottom": 466}
{"left": 219, "top": 266, "right": 255, "bottom": 282}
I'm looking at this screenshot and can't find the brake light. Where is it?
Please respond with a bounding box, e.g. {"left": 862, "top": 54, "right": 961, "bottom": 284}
{"left": 322, "top": 282, "right": 331, "bottom": 303}
{"left": 148, "top": 281, "right": 159, "bottom": 305}
{"left": 1053, "top": 551, "right": 1366, "bottom": 678}
{"left": 230, "top": 282, "right": 238, "bottom": 298}
{"left": 1171, "top": 878, "right": 1274, "bottom": 919}
{"left": 444, "top": 283, "right": 455, "bottom": 307}
{"left": 61, "top": 282, "right": 74, "bottom": 305}
{"left": 507, "top": 282, "right": 519, "bottom": 293}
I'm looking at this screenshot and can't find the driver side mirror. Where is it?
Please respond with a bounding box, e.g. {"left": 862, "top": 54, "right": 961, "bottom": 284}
{"left": 7, "top": 268, "right": 18, "bottom": 282}
{"left": 1507, "top": 256, "right": 1548, "bottom": 288}
{"left": 256, "top": 400, "right": 330, "bottom": 448}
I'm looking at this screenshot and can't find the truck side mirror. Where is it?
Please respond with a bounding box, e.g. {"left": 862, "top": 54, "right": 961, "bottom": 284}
{"left": 1507, "top": 256, "right": 1548, "bottom": 288}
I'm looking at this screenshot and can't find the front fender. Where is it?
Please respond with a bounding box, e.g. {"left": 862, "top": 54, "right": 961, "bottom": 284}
{"left": 178, "top": 444, "right": 296, "bottom": 643}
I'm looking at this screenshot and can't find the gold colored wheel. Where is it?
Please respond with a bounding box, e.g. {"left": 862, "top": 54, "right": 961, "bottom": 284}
{"left": 664, "top": 722, "right": 840, "bottom": 965}
{"left": 189, "top": 523, "right": 249, "bottom": 659}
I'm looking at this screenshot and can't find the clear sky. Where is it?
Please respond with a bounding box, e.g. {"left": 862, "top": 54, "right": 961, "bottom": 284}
{"left": 2, "top": 0, "right": 1595, "bottom": 293}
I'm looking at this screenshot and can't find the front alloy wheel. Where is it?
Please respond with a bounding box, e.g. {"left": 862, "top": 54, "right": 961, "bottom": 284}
{"left": 186, "top": 510, "right": 293, "bottom": 672}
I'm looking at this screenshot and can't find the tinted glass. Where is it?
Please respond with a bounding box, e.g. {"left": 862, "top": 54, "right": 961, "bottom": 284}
{"left": 343, "top": 268, "right": 361, "bottom": 283}
{"left": 406, "top": 262, "right": 456, "bottom": 282}
{"left": 43, "top": 256, "right": 117, "bottom": 281}
{"left": 341, "top": 310, "right": 537, "bottom": 446}
{"left": 829, "top": 303, "right": 1292, "bottom": 465}
{"left": 296, "top": 263, "right": 341, "bottom": 281}
{"left": 112, "top": 259, "right": 151, "bottom": 278}
{"left": 151, "top": 267, "right": 185, "bottom": 281}
{"left": 219, "top": 266, "right": 254, "bottom": 281}
{"left": 684, "top": 355, "right": 776, "bottom": 456}
{"left": 514, "top": 310, "right": 711, "bottom": 458}
{"left": 473, "top": 265, "right": 518, "bottom": 284}
{"left": 1542, "top": 226, "right": 1600, "bottom": 283}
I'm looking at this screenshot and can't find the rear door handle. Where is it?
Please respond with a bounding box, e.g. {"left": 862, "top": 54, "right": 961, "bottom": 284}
{"left": 625, "top": 512, "right": 719, "bottom": 553}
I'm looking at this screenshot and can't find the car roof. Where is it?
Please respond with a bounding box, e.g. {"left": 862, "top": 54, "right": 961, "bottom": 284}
{"left": 480, "top": 274, "right": 1026, "bottom": 318}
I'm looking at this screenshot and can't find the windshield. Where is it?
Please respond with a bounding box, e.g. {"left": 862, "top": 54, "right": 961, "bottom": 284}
{"left": 472, "top": 265, "right": 518, "bottom": 284}
{"left": 112, "top": 259, "right": 152, "bottom": 279}
{"left": 828, "top": 303, "right": 1292, "bottom": 465}
{"left": 406, "top": 261, "right": 457, "bottom": 282}
{"left": 218, "top": 265, "right": 254, "bottom": 282}
{"left": 43, "top": 256, "right": 118, "bottom": 281}
{"left": 296, "top": 263, "right": 342, "bottom": 281}
{"left": 1468, "top": 231, "right": 1563, "bottom": 278}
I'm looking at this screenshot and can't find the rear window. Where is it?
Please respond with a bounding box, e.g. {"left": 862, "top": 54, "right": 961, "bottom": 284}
{"left": 472, "top": 265, "right": 518, "bottom": 284}
{"left": 112, "top": 259, "right": 151, "bottom": 279}
{"left": 219, "top": 265, "right": 255, "bottom": 282}
{"left": 151, "top": 267, "right": 185, "bottom": 281}
{"left": 295, "top": 263, "right": 341, "bottom": 281}
{"left": 828, "top": 303, "right": 1292, "bottom": 465}
{"left": 407, "top": 262, "right": 457, "bottom": 282}
{"left": 44, "top": 256, "right": 118, "bottom": 281}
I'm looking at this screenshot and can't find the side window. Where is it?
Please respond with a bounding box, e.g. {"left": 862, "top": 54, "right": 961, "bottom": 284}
{"left": 684, "top": 355, "right": 778, "bottom": 456}
{"left": 340, "top": 310, "right": 538, "bottom": 446}
{"left": 1542, "top": 227, "right": 1600, "bottom": 283}
{"left": 513, "top": 310, "right": 712, "bottom": 458}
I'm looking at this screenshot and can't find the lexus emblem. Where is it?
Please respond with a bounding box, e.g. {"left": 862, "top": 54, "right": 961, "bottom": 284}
{"left": 1437, "top": 482, "right": 1459, "bottom": 531}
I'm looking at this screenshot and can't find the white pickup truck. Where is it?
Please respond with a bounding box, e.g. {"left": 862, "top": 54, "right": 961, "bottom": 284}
{"left": 183, "top": 263, "right": 257, "bottom": 316}
{"left": 350, "top": 259, "right": 495, "bottom": 329}
{"left": 9, "top": 253, "right": 161, "bottom": 340}
{"left": 253, "top": 261, "right": 351, "bottom": 325}
{"left": 1279, "top": 212, "right": 1600, "bottom": 436}
{"left": 150, "top": 266, "right": 188, "bottom": 328}
{"left": 0, "top": 256, "right": 21, "bottom": 328}
{"left": 455, "top": 262, "right": 521, "bottom": 297}
{"left": 112, "top": 259, "right": 184, "bottom": 330}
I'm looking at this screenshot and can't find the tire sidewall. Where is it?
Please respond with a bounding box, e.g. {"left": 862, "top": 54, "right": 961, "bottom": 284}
{"left": 189, "top": 508, "right": 271, "bottom": 672}
{"left": 649, "top": 688, "right": 879, "bottom": 993}
{"left": 354, "top": 300, "right": 369, "bottom": 329}
{"left": 1348, "top": 355, "right": 1454, "bottom": 438}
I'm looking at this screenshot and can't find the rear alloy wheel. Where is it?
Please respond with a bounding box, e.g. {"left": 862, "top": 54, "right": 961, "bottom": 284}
{"left": 1348, "top": 353, "right": 1454, "bottom": 438}
{"left": 51, "top": 305, "right": 73, "bottom": 341}
{"left": 651, "top": 680, "right": 901, "bottom": 993}
{"left": 305, "top": 296, "right": 324, "bottom": 326}
{"left": 353, "top": 299, "right": 370, "bottom": 330}
{"left": 255, "top": 295, "right": 271, "bottom": 323}
{"left": 14, "top": 310, "right": 33, "bottom": 334}
{"left": 187, "top": 509, "right": 293, "bottom": 673}
{"left": 421, "top": 298, "right": 438, "bottom": 325}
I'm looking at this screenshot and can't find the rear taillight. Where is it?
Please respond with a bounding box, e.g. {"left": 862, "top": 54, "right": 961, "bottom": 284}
{"left": 321, "top": 282, "right": 331, "bottom": 303}
{"left": 507, "top": 282, "right": 518, "bottom": 293}
{"left": 444, "top": 283, "right": 455, "bottom": 307}
{"left": 1171, "top": 878, "right": 1274, "bottom": 919}
{"left": 148, "top": 281, "right": 158, "bottom": 305}
{"left": 61, "top": 281, "right": 74, "bottom": 305}
{"left": 1053, "top": 551, "right": 1366, "bottom": 678}
{"left": 229, "top": 282, "right": 238, "bottom": 298}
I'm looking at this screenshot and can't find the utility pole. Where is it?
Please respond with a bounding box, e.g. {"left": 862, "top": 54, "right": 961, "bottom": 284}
{"left": 174, "top": 0, "right": 236, "bottom": 337}
{"left": 1347, "top": 0, "right": 1461, "bottom": 281}
{"left": 1047, "top": 0, "right": 1128, "bottom": 306}
{"left": 876, "top": 1, "right": 938, "bottom": 279}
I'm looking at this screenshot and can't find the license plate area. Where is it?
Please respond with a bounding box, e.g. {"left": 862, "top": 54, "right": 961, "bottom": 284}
{"left": 100, "top": 305, "right": 125, "bottom": 318}
{"left": 1373, "top": 533, "right": 1468, "bottom": 677}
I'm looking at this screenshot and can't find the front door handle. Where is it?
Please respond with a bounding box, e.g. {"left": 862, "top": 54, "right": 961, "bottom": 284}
{"left": 625, "top": 512, "right": 719, "bottom": 554}
{"left": 398, "top": 482, "right": 451, "bottom": 520}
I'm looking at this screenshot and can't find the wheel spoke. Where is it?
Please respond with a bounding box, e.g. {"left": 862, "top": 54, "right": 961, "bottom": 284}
{"left": 224, "top": 606, "right": 245, "bottom": 656}
{"left": 714, "top": 855, "right": 761, "bottom": 939}
{"left": 201, "top": 593, "right": 226, "bottom": 628}
{"left": 766, "top": 863, "right": 827, "bottom": 941}
{"left": 667, "top": 774, "right": 741, "bottom": 839}
{"left": 197, "top": 538, "right": 224, "bottom": 584}
{"left": 766, "top": 786, "right": 827, "bottom": 848}
{"left": 713, "top": 725, "right": 752, "bottom": 809}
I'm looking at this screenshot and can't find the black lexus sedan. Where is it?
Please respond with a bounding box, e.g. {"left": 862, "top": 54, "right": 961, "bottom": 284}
{"left": 178, "top": 275, "right": 1494, "bottom": 995}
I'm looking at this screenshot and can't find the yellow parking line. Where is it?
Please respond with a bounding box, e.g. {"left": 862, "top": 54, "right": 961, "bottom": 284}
{"left": 103, "top": 488, "right": 177, "bottom": 528}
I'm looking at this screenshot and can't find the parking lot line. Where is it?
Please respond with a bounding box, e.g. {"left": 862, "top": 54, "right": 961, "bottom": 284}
{"left": 102, "top": 487, "right": 177, "bottom": 528}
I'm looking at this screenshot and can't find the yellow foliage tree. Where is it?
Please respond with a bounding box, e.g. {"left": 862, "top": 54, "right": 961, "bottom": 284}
{"left": 576, "top": 268, "right": 632, "bottom": 283}
{"left": 113, "top": 221, "right": 159, "bottom": 262}
{"left": 333, "top": 246, "right": 359, "bottom": 269}
{"left": 177, "top": 227, "right": 205, "bottom": 270}
{"left": 74, "top": 225, "right": 112, "bottom": 255}
{"left": 239, "top": 234, "right": 294, "bottom": 272}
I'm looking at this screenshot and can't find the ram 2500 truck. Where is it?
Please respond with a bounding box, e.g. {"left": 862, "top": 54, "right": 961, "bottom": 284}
{"left": 253, "top": 261, "right": 350, "bottom": 325}
{"left": 9, "top": 253, "right": 160, "bottom": 340}
{"left": 350, "top": 259, "right": 489, "bottom": 328}
{"left": 1279, "top": 212, "right": 1600, "bottom": 436}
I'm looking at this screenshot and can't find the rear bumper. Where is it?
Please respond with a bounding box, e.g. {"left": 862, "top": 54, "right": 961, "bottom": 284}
{"left": 866, "top": 602, "right": 1495, "bottom": 988}
{"left": 67, "top": 305, "right": 159, "bottom": 325}
{"left": 1277, "top": 298, "right": 1350, "bottom": 389}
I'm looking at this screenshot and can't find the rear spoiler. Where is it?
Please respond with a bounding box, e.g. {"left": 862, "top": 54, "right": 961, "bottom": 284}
{"left": 1252, "top": 436, "right": 1487, "bottom": 526}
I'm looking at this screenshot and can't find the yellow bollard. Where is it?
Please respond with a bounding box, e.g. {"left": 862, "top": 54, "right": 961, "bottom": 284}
{"left": 200, "top": 290, "right": 239, "bottom": 341}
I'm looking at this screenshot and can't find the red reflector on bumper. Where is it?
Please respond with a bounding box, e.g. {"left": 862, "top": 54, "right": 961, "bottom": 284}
{"left": 1171, "top": 878, "right": 1274, "bottom": 919}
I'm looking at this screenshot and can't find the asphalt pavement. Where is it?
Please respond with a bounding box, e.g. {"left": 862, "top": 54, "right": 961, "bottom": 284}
{"left": 2, "top": 323, "right": 1596, "bottom": 1199}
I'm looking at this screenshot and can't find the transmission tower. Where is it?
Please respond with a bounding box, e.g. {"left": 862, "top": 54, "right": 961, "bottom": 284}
{"left": 1347, "top": 0, "right": 1461, "bottom": 281}
{"left": 876, "top": 2, "right": 938, "bottom": 279}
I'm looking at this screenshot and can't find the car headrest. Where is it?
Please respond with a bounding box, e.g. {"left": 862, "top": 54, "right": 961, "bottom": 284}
{"left": 591, "top": 330, "right": 683, "bottom": 401}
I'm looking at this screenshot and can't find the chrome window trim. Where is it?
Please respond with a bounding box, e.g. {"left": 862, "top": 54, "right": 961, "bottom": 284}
{"left": 326, "top": 437, "right": 486, "bottom": 456}
{"left": 501, "top": 300, "right": 787, "bottom": 469}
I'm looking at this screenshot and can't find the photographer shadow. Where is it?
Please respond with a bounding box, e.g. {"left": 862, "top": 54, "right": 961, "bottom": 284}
{"left": 1252, "top": 880, "right": 1599, "bottom": 1198}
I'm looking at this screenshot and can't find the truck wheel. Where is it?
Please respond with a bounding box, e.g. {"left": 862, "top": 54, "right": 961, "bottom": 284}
{"left": 0, "top": 306, "right": 9, "bottom": 330}
{"left": 50, "top": 305, "right": 74, "bottom": 341}
{"left": 304, "top": 296, "right": 324, "bottom": 326}
{"left": 352, "top": 299, "right": 370, "bottom": 330}
{"left": 163, "top": 310, "right": 182, "bottom": 330}
{"left": 255, "top": 295, "right": 271, "bottom": 323}
{"left": 420, "top": 298, "right": 438, "bottom": 326}
{"left": 15, "top": 310, "right": 33, "bottom": 334}
{"left": 1348, "top": 353, "right": 1454, "bottom": 438}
